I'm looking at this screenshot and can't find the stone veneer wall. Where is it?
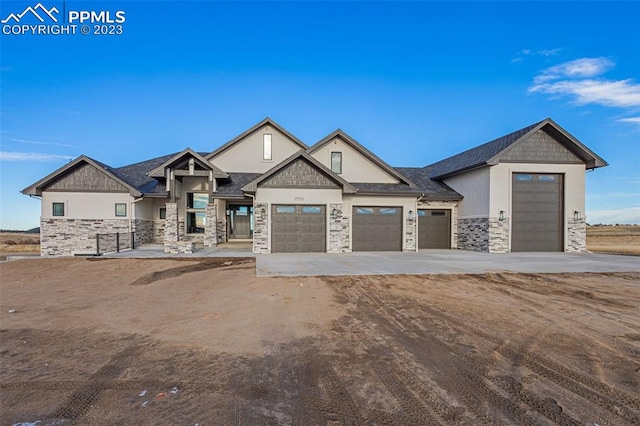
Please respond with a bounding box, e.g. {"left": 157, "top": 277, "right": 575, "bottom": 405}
{"left": 133, "top": 219, "right": 154, "bottom": 246}
{"left": 340, "top": 209, "right": 351, "bottom": 253}
{"left": 203, "top": 204, "right": 217, "bottom": 247}
{"left": 458, "top": 217, "right": 509, "bottom": 253}
{"left": 153, "top": 220, "right": 165, "bottom": 243}
{"left": 328, "top": 203, "right": 342, "bottom": 253}
{"left": 216, "top": 219, "right": 227, "bottom": 244}
{"left": 417, "top": 200, "right": 459, "bottom": 249}
{"left": 253, "top": 202, "right": 269, "bottom": 254}
{"left": 163, "top": 203, "right": 178, "bottom": 253}
{"left": 567, "top": 218, "right": 586, "bottom": 252}
{"left": 488, "top": 218, "right": 509, "bottom": 253}
{"left": 40, "top": 218, "right": 129, "bottom": 256}
{"left": 457, "top": 218, "right": 490, "bottom": 252}
{"left": 404, "top": 214, "right": 416, "bottom": 252}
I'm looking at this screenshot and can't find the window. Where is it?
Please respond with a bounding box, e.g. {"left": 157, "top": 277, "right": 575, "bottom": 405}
{"left": 115, "top": 203, "right": 127, "bottom": 217}
{"left": 355, "top": 207, "right": 374, "bottom": 215}
{"left": 380, "top": 208, "right": 398, "bottom": 215}
{"left": 263, "top": 134, "right": 272, "bottom": 160}
{"left": 515, "top": 174, "right": 533, "bottom": 182}
{"left": 302, "top": 206, "right": 322, "bottom": 214}
{"left": 186, "top": 193, "right": 207, "bottom": 234}
{"left": 187, "top": 193, "right": 208, "bottom": 209}
{"left": 187, "top": 212, "right": 206, "bottom": 234}
{"left": 417, "top": 210, "right": 427, "bottom": 217}
{"left": 52, "top": 202, "right": 64, "bottom": 216}
{"left": 275, "top": 205, "right": 296, "bottom": 214}
{"left": 538, "top": 175, "right": 556, "bottom": 182}
{"left": 331, "top": 152, "right": 342, "bottom": 174}
{"left": 159, "top": 207, "right": 166, "bottom": 219}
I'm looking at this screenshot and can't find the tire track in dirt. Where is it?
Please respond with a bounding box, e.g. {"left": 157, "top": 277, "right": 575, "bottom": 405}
{"left": 480, "top": 273, "right": 640, "bottom": 360}
{"left": 347, "top": 279, "right": 541, "bottom": 425}
{"left": 373, "top": 280, "right": 640, "bottom": 425}
{"left": 47, "top": 345, "right": 141, "bottom": 422}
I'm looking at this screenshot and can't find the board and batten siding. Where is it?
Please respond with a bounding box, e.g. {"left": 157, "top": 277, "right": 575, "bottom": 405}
{"left": 43, "top": 163, "right": 130, "bottom": 192}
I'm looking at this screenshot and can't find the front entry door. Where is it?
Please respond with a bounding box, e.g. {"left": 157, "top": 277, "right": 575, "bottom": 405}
{"left": 228, "top": 205, "right": 253, "bottom": 239}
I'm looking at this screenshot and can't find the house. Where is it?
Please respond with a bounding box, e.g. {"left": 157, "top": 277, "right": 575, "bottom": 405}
{"left": 22, "top": 117, "right": 607, "bottom": 256}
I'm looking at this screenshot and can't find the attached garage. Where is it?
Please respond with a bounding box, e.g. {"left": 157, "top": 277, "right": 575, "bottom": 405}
{"left": 352, "top": 206, "right": 402, "bottom": 251}
{"left": 271, "top": 205, "right": 326, "bottom": 253}
{"left": 511, "top": 173, "right": 564, "bottom": 252}
{"left": 418, "top": 209, "right": 451, "bottom": 249}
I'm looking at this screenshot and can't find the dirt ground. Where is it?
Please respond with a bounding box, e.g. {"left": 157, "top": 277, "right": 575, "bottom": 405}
{"left": 1, "top": 258, "right": 639, "bottom": 425}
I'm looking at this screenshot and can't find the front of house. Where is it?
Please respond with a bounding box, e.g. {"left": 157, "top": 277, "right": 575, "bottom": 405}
{"left": 22, "top": 117, "right": 607, "bottom": 256}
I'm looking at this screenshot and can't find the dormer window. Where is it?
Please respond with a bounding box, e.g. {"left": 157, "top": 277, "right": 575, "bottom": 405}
{"left": 263, "top": 134, "right": 272, "bottom": 160}
{"left": 331, "top": 152, "right": 342, "bottom": 174}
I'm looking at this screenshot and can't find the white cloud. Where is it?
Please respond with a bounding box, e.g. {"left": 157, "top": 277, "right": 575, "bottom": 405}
{"left": 4, "top": 137, "right": 77, "bottom": 148}
{"left": 529, "top": 57, "right": 640, "bottom": 124}
{"left": 529, "top": 78, "right": 640, "bottom": 107}
{"left": 587, "top": 207, "right": 640, "bottom": 225}
{"left": 512, "top": 48, "right": 563, "bottom": 63}
{"left": 617, "top": 116, "right": 640, "bottom": 128}
{"left": 533, "top": 57, "right": 614, "bottom": 84}
{"left": 0, "top": 151, "right": 71, "bottom": 162}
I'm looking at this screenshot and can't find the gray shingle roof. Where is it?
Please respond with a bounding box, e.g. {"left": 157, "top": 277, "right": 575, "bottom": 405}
{"left": 427, "top": 120, "right": 543, "bottom": 179}
{"left": 113, "top": 153, "right": 177, "bottom": 195}
{"left": 394, "top": 167, "right": 462, "bottom": 199}
{"left": 217, "top": 173, "right": 262, "bottom": 197}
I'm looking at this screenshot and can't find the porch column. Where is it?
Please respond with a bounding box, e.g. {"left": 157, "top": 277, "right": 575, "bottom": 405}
{"left": 204, "top": 203, "right": 217, "bottom": 248}
{"left": 163, "top": 202, "right": 179, "bottom": 253}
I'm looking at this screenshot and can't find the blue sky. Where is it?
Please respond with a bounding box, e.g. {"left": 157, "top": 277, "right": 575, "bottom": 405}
{"left": 1, "top": 0, "right": 639, "bottom": 229}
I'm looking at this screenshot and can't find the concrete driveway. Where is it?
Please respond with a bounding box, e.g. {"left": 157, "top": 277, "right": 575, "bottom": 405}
{"left": 256, "top": 250, "right": 639, "bottom": 277}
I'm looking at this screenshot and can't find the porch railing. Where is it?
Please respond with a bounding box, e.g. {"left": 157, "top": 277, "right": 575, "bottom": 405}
{"left": 96, "top": 232, "right": 135, "bottom": 255}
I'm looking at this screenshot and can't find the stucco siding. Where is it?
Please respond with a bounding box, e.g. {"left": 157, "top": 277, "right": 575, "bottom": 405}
{"left": 310, "top": 137, "right": 399, "bottom": 184}
{"left": 211, "top": 124, "right": 303, "bottom": 173}
{"left": 443, "top": 168, "right": 490, "bottom": 218}
{"left": 41, "top": 192, "right": 135, "bottom": 219}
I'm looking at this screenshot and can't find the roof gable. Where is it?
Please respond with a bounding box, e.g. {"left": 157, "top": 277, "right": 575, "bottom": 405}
{"left": 206, "top": 117, "right": 307, "bottom": 160}
{"left": 22, "top": 155, "right": 142, "bottom": 196}
{"left": 428, "top": 118, "right": 608, "bottom": 180}
{"left": 243, "top": 150, "right": 356, "bottom": 194}
{"left": 497, "top": 129, "right": 582, "bottom": 163}
{"left": 307, "top": 129, "right": 417, "bottom": 187}
{"left": 147, "top": 148, "right": 227, "bottom": 178}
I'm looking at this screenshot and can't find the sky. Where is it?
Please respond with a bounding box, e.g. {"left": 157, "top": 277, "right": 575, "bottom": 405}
{"left": 1, "top": 0, "right": 639, "bottom": 229}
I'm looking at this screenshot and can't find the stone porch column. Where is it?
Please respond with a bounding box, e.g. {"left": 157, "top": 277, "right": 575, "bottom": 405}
{"left": 163, "top": 202, "right": 178, "bottom": 253}
{"left": 204, "top": 204, "right": 217, "bottom": 248}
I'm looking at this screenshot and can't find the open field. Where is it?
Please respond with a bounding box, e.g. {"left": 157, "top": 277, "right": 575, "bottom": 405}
{"left": 1, "top": 258, "right": 639, "bottom": 425}
{"left": 587, "top": 225, "right": 640, "bottom": 255}
{"left": 0, "top": 232, "right": 40, "bottom": 254}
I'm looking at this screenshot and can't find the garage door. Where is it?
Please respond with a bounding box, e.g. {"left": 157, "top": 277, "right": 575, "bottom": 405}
{"left": 418, "top": 209, "right": 451, "bottom": 249}
{"left": 272, "top": 205, "right": 326, "bottom": 253}
{"left": 352, "top": 206, "right": 402, "bottom": 251}
{"left": 512, "top": 173, "right": 563, "bottom": 252}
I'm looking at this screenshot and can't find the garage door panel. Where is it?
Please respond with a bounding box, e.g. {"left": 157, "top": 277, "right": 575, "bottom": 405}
{"left": 272, "top": 205, "right": 326, "bottom": 253}
{"left": 512, "top": 173, "right": 563, "bottom": 252}
{"left": 418, "top": 210, "right": 451, "bottom": 249}
{"left": 352, "top": 206, "right": 402, "bottom": 251}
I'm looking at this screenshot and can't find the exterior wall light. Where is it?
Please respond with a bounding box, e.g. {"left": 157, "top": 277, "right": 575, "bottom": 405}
{"left": 499, "top": 210, "right": 506, "bottom": 221}
{"left": 332, "top": 208, "right": 339, "bottom": 217}
{"left": 408, "top": 210, "right": 415, "bottom": 219}
{"left": 573, "top": 210, "right": 582, "bottom": 220}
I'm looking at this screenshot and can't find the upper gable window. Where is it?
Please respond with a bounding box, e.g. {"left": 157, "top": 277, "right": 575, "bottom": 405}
{"left": 263, "top": 134, "right": 272, "bottom": 161}
{"left": 331, "top": 152, "right": 342, "bottom": 174}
